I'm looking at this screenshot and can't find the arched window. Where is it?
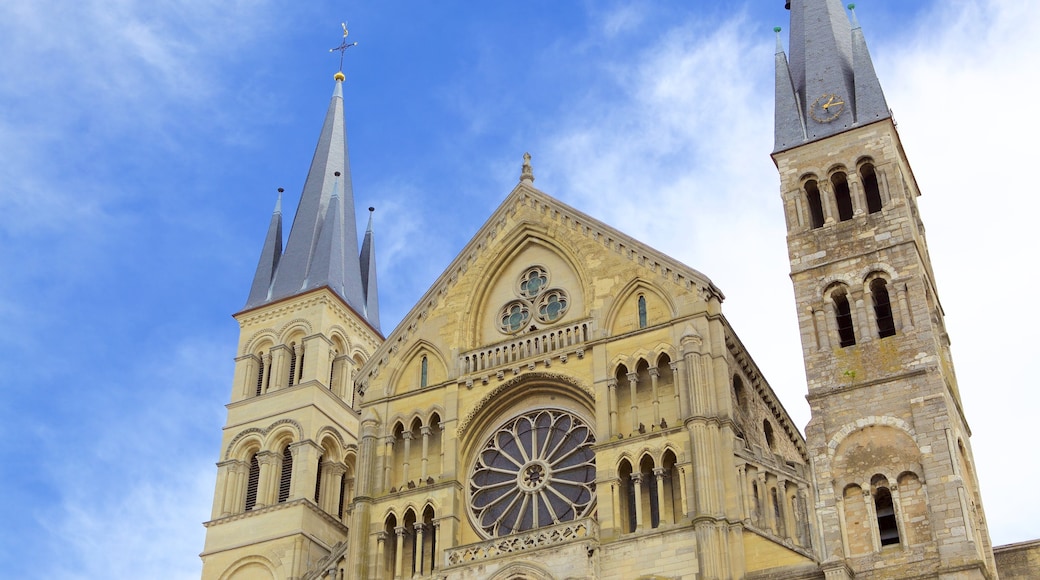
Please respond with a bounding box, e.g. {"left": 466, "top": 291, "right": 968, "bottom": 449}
{"left": 420, "top": 356, "right": 428, "bottom": 388}
{"left": 833, "top": 290, "right": 856, "bottom": 347}
{"left": 277, "top": 446, "right": 292, "bottom": 503}
{"left": 832, "top": 172, "right": 854, "bottom": 221}
{"left": 860, "top": 162, "right": 883, "bottom": 213}
{"left": 640, "top": 455, "right": 660, "bottom": 529}
{"left": 383, "top": 514, "right": 398, "bottom": 578}
{"left": 244, "top": 454, "right": 260, "bottom": 511}
{"left": 805, "top": 180, "right": 824, "bottom": 229}
{"left": 733, "top": 375, "right": 748, "bottom": 409}
{"left": 871, "top": 278, "right": 896, "bottom": 338}
{"left": 619, "top": 459, "right": 636, "bottom": 533}
{"left": 763, "top": 420, "right": 776, "bottom": 451}
{"left": 638, "top": 295, "right": 647, "bottom": 329}
{"left": 875, "top": 487, "right": 900, "bottom": 546}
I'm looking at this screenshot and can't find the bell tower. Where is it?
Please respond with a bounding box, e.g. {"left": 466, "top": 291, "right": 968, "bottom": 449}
{"left": 199, "top": 66, "right": 383, "bottom": 579}
{"left": 773, "top": 2, "right": 996, "bottom": 578}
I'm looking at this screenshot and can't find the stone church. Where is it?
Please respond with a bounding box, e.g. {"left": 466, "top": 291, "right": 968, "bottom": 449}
{"left": 199, "top": 1, "right": 1038, "bottom": 578}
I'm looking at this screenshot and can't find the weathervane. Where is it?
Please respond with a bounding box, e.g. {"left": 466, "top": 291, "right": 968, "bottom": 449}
{"left": 330, "top": 22, "right": 358, "bottom": 72}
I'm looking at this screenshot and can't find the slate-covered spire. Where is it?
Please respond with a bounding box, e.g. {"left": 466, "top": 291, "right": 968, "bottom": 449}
{"left": 774, "top": 0, "right": 891, "bottom": 152}
{"left": 359, "top": 207, "right": 380, "bottom": 332}
{"left": 245, "top": 190, "right": 283, "bottom": 307}
{"left": 243, "top": 74, "right": 373, "bottom": 326}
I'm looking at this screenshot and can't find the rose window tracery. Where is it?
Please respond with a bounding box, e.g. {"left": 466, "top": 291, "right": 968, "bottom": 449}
{"left": 469, "top": 409, "right": 596, "bottom": 537}
{"left": 497, "top": 266, "right": 570, "bottom": 334}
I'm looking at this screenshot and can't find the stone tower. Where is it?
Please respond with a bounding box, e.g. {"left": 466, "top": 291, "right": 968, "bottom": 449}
{"left": 200, "top": 72, "right": 383, "bottom": 579}
{"left": 772, "top": 1, "right": 996, "bottom": 578}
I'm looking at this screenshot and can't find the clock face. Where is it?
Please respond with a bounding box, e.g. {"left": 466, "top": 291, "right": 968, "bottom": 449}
{"left": 810, "top": 93, "right": 846, "bottom": 123}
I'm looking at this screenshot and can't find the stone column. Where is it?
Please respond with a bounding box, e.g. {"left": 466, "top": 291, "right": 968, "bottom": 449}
{"left": 627, "top": 371, "right": 640, "bottom": 432}
{"left": 671, "top": 360, "right": 690, "bottom": 420}
{"left": 384, "top": 436, "right": 395, "bottom": 492}
{"left": 819, "top": 181, "right": 836, "bottom": 224}
{"left": 757, "top": 473, "right": 769, "bottom": 530}
{"left": 260, "top": 352, "right": 273, "bottom": 394}
{"left": 212, "top": 460, "right": 233, "bottom": 519}
{"left": 269, "top": 345, "right": 289, "bottom": 391}
{"left": 394, "top": 526, "right": 406, "bottom": 580}
{"left": 413, "top": 523, "right": 426, "bottom": 577}
{"left": 289, "top": 440, "right": 322, "bottom": 502}
{"left": 610, "top": 479, "right": 622, "bottom": 536}
{"left": 255, "top": 450, "right": 280, "bottom": 508}
{"left": 864, "top": 285, "right": 879, "bottom": 340}
{"left": 649, "top": 367, "right": 661, "bottom": 425}
{"left": 654, "top": 467, "right": 669, "bottom": 525}
{"left": 324, "top": 462, "right": 347, "bottom": 514}
{"left": 420, "top": 426, "right": 432, "bottom": 481}
{"left": 776, "top": 479, "right": 789, "bottom": 539}
{"left": 797, "top": 483, "right": 812, "bottom": 548}
{"left": 631, "top": 473, "right": 644, "bottom": 531}
{"left": 864, "top": 489, "right": 881, "bottom": 553}
{"left": 813, "top": 309, "right": 831, "bottom": 350}
{"left": 895, "top": 282, "right": 912, "bottom": 331}
{"left": 736, "top": 465, "right": 748, "bottom": 522}
{"left": 401, "top": 431, "right": 413, "bottom": 485}
{"left": 375, "top": 532, "right": 387, "bottom": 580}
{"left": 606, "top": 379, "right": 618, "bottom": 437}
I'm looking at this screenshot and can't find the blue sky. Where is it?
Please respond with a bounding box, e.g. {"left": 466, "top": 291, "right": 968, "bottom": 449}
{"left": 1, "top": 1, "right": 1037, "bottom": 577}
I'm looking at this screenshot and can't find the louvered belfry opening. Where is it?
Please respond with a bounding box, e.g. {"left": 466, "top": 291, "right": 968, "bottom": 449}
{"left": 314, "top": 458, "right": 323, "bottom": 503}
{"left": 245, "top": 455, "right": 260, "bottom": 511}
{"left": 278, "top": 446, "right": 292, "bottom": 503}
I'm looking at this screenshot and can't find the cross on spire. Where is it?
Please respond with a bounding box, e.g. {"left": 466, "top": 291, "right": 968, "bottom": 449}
{"left": 330, "top": 22, "right": 358, "bottom": 74}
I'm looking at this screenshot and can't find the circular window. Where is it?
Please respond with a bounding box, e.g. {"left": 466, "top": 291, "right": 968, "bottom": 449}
{"left": 517, "top": 266, "right": 550, "bottom": 299}
{"left": 536, "top": 289, "right": 569, "bottom": 323}
{"left": 498, "top": 301, "right": 532, "bottom": 334}
{"left": 469, "top": 409, "right": 596, "bottom": 537}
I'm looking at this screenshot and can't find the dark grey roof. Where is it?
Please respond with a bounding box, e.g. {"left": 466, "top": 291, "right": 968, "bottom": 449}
{"left": 359, "top": 208, "right": 380, "bottom": 332}
{"left": 243, "top": 77, "right": 377, "bottom": 326}
{"left": 245, "top": 192, "right": 283, "bottom": 307}
{"left": 774, "top": 0, "right": 890, "bottom": 152}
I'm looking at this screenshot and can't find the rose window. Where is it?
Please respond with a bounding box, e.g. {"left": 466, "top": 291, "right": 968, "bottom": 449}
{"left": 469, "top": 409, "right": 596, "bottom": 537}
{"left": 497, "top": 266, "right": 570, "bottom": 334}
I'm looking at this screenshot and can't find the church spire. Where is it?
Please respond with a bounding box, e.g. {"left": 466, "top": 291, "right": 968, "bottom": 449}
{"left": 243, "top": 73, "right": 373, "bottom": 325}
{"left": 245, "top": 189, "right": 283, "bottom": 307}
{"left": 359, "top": 207, "right": 380, "bottom": 332}
{"left": 774, "top": 0, "right": 890, "bottom": 152}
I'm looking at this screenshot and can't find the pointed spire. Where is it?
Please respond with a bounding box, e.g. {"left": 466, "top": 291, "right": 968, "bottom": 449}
{"left": 848, "top": 4, "right": 890, "bottom": 124}
{"left": 305, "top": 172, "right": 348, "bottom": 300}
{"left": 360, "top": 207, "right": 381, "bottom": 332}
{"left": 774, "top": 27, "right": 807, "bottom": 151}
{"left": 245, "top": 189, "right": 284, "bottom": 309}
{"left": 263, "top": 74, "right": 367, "bottom": 314}
{"left": 774, "top": 0, "right": 890, "bottom": 152}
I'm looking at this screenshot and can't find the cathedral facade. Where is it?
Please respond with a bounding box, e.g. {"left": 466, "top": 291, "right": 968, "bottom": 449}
{"left": 199, "top": 2, "right": 1033, "bottom": 578}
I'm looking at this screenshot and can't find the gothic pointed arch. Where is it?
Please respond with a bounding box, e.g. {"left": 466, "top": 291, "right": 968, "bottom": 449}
{"left": 385, "top": 339, "right": 449, "bottom": 397}
{"left": 604, "top": 277, "right": 677, "bottom": 336}
{"left": 465, "top": 226, "right": 591, "bottom": 348}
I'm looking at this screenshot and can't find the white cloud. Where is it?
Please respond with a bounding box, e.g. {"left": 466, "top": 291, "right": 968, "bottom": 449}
{"left": 879, "top": 0, "right": 1040, "bottom": 545}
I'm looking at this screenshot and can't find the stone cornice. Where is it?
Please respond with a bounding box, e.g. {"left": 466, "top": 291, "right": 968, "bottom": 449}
{"left": 202, "top": 497, "right": 349, "bottom": 535}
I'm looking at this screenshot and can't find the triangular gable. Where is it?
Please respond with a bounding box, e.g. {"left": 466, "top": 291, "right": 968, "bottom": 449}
{"left": 357, "top": 179, "right": 723, "bottom": 397}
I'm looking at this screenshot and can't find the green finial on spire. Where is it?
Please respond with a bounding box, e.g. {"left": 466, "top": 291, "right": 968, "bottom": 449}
{"left": 774, "top": 26, "right": 782, "bottom": 33}
{"left": 847, "top": 3, "right": 856, "bottom": 9}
